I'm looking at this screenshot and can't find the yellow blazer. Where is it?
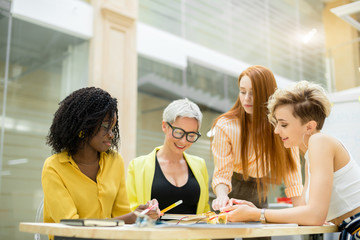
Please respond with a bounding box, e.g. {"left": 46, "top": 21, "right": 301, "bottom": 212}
{"left": 126, "top": 146, "right": 210, "bottom": 214}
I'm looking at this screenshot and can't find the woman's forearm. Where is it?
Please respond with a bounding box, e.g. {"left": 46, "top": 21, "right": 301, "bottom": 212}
{"left": 215, "top": 184, "right": 230, "bottom": 197}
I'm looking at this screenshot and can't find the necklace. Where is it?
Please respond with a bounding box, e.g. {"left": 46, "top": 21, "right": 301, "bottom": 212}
{"left": 76, "top": 160, "right": 99, "bottom": 166}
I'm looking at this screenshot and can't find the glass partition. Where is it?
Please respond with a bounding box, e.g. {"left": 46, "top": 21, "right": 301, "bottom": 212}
{"left": 0, "top": 15, "right": 89, "bottom": 239}
{"left": 139, "top": 0, "right": 328, "bottom": 87}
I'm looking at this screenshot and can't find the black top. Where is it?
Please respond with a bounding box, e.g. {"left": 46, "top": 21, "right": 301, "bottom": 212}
{"left": 151, "top": 155, "right": 200, "bottom": 214}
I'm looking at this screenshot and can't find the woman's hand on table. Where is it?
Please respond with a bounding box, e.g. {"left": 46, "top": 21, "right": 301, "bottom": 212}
{"left": 212, "top": 195, "right": 230, "bottom": 211}
{"left": 221, "top": 203, "right": 260, "bottom": 222}
{"left": 228, "top": 198, "right": 256, "bottom": 207}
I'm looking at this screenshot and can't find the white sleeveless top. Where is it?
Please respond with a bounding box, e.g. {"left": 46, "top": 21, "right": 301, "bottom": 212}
{"left": 304, "top": 149, "right": 360, "bottom": 221}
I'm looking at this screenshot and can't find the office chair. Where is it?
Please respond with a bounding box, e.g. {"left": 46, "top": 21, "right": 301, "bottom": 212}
{"left": 34, "top": 198, "right": 44, "bottom": 240}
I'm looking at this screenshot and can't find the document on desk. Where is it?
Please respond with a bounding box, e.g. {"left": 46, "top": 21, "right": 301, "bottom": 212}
{"left": 156, "top": 222, "right": 298, "bottom": 228}
{"left": 161, "top": 214, "right": 207, "bottom": 221}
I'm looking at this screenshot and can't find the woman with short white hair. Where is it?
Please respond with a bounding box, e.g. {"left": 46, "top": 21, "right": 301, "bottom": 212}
{"left": 126, "top": 98, "right": 210, "bottom": 215}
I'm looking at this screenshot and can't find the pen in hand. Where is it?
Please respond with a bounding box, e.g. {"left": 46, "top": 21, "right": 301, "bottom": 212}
{"left": 140, "top": 203, "right": 158, "bottom": 215}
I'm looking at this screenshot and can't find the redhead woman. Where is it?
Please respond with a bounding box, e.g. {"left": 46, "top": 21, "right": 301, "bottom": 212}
{"left": 211, "top": 65, "right": 303, "bottom": 212}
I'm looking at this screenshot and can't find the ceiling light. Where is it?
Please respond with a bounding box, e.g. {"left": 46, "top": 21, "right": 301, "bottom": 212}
{"left": 302, "top": 28, "right": 317, "bottom": 44}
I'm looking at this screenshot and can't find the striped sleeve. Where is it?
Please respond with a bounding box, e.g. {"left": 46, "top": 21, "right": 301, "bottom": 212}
{"left": 283, "top": 147, "right": 303, "bottom": 197}
{"left": 211, "top": 119, "right": 235, "bottom": 193}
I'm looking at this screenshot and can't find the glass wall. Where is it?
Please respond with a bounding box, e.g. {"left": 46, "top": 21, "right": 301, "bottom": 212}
{"left": 139, "top": 0, "right": 327, "bottom": 87}
{"left": 0, "top": 10, "right": 89, "bottom": 239}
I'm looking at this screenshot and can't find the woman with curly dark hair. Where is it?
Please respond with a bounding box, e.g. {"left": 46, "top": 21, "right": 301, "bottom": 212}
{"left": 42, "top": 87, "right": 159, "bottom": 237}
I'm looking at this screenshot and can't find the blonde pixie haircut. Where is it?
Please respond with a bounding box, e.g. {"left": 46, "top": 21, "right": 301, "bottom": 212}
{"left": 267, "top": 80, "right": 332, "bottom": 130}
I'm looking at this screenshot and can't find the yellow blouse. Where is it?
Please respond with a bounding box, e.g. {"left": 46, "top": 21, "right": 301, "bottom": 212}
{"left": 126, "top": 146, "right": 210, "bottom": 214}
{"left": 42, "top": 151, "right": 131, "bottom": 224}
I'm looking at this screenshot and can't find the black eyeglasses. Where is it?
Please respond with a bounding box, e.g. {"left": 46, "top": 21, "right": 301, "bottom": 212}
{"left": 166, "top": 122, "right": 201, "bottom": 143}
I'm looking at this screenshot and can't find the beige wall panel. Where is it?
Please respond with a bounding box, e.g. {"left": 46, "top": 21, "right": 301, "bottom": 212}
{"left": 323, "top": 0, "right": 360, "bottom": 91}
{"left": 331, "top": 44, "right": 358, "bottom": 90}
{"left": 101, "top": 23, "right": 125, "bottom": 102}
{"left": 102, "top": 0, "right": 137, "bottom": 19}
{"left": 101, "top": 17, "right": 137, "bottom": 165}
{"left": 89, "top": 0, "right": 138, "bottom": 167}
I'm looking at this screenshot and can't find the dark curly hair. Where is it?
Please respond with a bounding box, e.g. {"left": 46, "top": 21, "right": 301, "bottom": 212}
{"left": 46, "top": 87, "right": 120, "bottom": 155}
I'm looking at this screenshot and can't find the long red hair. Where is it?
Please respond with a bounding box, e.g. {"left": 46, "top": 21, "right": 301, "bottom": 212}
{"left": 212, "top": 65, "right": 297, "bottom": 202}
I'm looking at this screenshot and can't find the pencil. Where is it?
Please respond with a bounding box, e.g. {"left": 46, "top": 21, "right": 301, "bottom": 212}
{"left": 160, "top": 200, "right": 183, "bottom": 214}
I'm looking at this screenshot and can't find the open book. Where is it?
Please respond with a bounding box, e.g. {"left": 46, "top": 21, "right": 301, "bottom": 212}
{"left": 60, "top": 219, "right": 124, "bottom": 227}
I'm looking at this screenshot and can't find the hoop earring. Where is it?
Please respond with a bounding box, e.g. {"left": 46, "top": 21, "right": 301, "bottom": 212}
{"left": 302, "top": 133, "right": 308, "bottom": 149}
{"left": 78, "top": 130, "right": 85, "bottom": 138}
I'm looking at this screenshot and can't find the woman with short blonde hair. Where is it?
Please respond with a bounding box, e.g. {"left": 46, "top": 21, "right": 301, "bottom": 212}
{"left": 224, "top": 81, "right": 360, "bottom": 240}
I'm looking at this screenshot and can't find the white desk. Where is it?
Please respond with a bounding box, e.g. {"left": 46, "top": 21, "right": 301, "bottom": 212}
{"left": 19, "top": 222, "right": 339, "bottom": 239}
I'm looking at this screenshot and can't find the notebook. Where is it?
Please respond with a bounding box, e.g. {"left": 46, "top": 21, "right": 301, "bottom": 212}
{"left": 60, "top": 218, "right": 124, "bottom": 227}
